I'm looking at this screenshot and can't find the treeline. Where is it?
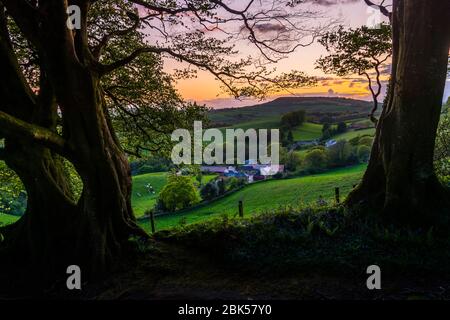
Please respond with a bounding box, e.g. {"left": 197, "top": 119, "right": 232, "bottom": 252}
{"left": 281, "top": 135, "right": 374, "bottom": 175}
{"left": 321, "top": 121, "right": 348, "bottom": 140}
{"left": 280, "top": 110, "right": 306, "bottom": 145}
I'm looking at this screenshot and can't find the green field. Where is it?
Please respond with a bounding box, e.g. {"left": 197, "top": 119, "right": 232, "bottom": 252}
{"left": 0, "top": 213, "right": 20, "bottom": 226}
{"left": 292, "top": 122, "right": 322, "bottom": 140}
{"left": 333, "top": 128, "right": 375, "bottom": 141}
{"left": 132, "top": 172, "right": 217, "bottom": 217}
{"left": 140, "top": 164, "right": 366, "bottom": 231}
{"left": 1, "top": 165, "right": 367, "bottom": 231}
{"left": 210, "top": 97, "right": 372, "bottom": 143}
{"left": 220, "top": 117, "right": 322, "bottom": 142}
{"left": 228, "top": 118, "right": 279, "bottom": 130}
{"left": 132, "top": 172, "right": 169, "bottom": 217}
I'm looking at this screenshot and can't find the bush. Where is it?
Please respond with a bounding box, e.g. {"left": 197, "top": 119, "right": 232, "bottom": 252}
{"left": 326, "top": 140, "right": 354, "bottom": 167}
{"left": 336, "top": 121, "right": 347, "bottom": 134}
{"left": 131, "top": 157, "right": 171, "bottom": 175}
{"left": 357, "top": 145, "right": 371, "bottom": 162}
{"left": 348, "top": 136, "right": 360, "bottom": 146}
{"left": 304, "top": 149, "right": 328, "bottom": 170}
{"left": 0, "top": 161, "right": 26, "bottom": 215}
{"left": 226, "top": 177, "right": 246, "bottom": 191}
{"left": 435, "top": 109, "right": 450, "bottom": 183}
{"left": 358, "top": 136, "right": 374, "bottom": 147}
{"left": 200, "top": 181, "right": 219, "bottom": 201}
{"left": 158, "top": 174, "right": 200, "bottom": 212}
{"left": 281, "top": 150, "right": 302, "bottom": 172}
{"left": 280, "top": 110, "right": 306, "bottom": 129}
{"left": 217, "top": 178, "right": 226, "bottom": 195}
{"left": 273, "top": 172, "right": 284, "bottom": 179}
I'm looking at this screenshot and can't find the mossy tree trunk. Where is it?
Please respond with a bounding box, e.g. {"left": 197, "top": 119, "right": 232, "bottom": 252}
{"left": 0, "top": 1, "right": 147, "bottom": 283}
{"left": 347, "top": 0, "right": 450, "bottom": 226}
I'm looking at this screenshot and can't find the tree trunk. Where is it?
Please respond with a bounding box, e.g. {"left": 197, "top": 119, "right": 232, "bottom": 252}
{"left": 50, "top": 70, "right": 147, "bottom": 279}
{"left": 0, "top": 2, "right": 148, "bottom": 287}
{"left": 2, "top": 96, "right": 146, "bottom": 285}
{"left": 347, "top": 0, "right": 450, "bottom": 226}
{"left": 1, "top": 142, "right": 78, "bottom": 285}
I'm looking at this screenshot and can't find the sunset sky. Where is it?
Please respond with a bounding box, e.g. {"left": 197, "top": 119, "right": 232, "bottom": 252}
{"left": 161, "top": 0, "right": 450, "bottom": 109}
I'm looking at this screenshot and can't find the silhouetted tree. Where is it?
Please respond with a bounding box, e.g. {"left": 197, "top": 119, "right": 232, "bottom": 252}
{"left": 347, "top": 0, "right": 450, "bottom": 227}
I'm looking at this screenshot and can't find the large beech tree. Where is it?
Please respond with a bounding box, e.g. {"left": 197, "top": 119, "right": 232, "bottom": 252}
{"left": 347, "top": 0, "right": 450, "bottom": 226}
{"left": 0, "top": 0, "right": 321, "bottom": 283}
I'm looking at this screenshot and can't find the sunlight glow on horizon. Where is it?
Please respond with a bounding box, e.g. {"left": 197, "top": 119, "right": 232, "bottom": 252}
{"left": 162, "top": 1, "right": 449, "bottom": 109}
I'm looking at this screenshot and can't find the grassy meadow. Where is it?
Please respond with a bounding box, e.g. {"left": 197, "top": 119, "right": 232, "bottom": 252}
{"left": 1, "top": 165, "right": 366, "bottom": 230}
{"left": 139, "top": 164, "right": 366, "bottom": 232}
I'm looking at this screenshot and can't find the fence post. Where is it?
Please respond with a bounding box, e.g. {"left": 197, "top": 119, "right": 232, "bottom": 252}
{"left": 150, "top": 211, "right": 156, "bottom": 233}
{"left": 238, "top": 200, "right": 244, "bottom": 218}
{"left": 335, "top": 187, "right": 340, "bottom": 204}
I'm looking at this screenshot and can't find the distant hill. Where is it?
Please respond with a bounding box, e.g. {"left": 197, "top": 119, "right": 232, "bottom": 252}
{"left": 208, "top": 96, "right": 373, "bottom": 127}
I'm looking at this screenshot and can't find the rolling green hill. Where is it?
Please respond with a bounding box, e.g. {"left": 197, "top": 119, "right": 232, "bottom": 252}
{"left": 140, "top": 164, "right": 366, "bottom": 231}
{"left": 333, "top": 128, "right": 376, "bottom": 141}
{"left": 291, "top": 122, "right": 323, "bottom": 140}
{"left": 209, "top": 97, "right": 372, "bottom": 126}
{"left": 132, "top": 172, "right": 169, "bottom": 218}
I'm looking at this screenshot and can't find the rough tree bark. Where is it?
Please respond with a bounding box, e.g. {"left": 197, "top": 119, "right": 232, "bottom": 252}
{"left": 0, "top": 1, "right": 147, "bottom": 284}
{"left": 347, "top": 0, "right": 450, "bottom": 226}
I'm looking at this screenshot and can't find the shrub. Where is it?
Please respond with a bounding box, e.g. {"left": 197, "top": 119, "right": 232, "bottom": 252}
{"left": 273, "top": 172, "right": 283, "bottom": 179}
{"left": 280, "top": 110, "right": 306, "bottom": 129}
{"left": 158, "top": 174, "right": 200, "bottom": 212}
{"left": 281, "top": 150, "right": 302, "bottom": 172}
{"left": 435, "top": 109, "right": 450, "bottom": 184}
{"left": 358, "top": 136, "right": 374, "bottom": 147}
{"left": 321, "top": 129, "right": 332, "bottom": 140}
{"left": 226, "top": 177, "right": 246, "bottom": 191}
{"left": 357, "top": 145, "right": 371, "bottom": 162}
{"left": 349, "top": 136, "right": 360, "bottom": 146}
{"left": 217, "top": 178, "right": 226, "bottom": 195}
{"left": 326, "top": 140, "right": 354, "bottom": 167}
{"left": 304, "top": 149, "right": 328, "bottom": 170}
{"left": 200, "top": 181, "right": 219, "bottom": 201}
{"left": 336, "top": 121, "right": 347, "bottom": 134}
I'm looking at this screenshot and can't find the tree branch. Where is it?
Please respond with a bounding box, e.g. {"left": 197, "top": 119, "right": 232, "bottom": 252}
{"left": 128, "top": 0, "right": 203, "bottom": 15}
{"left": 92, "top": 11, "right": 141, "bottom": 59}
{"left": 363, "top": 0, "right": 392, "bottom": 22}
{"left": 98, "top": 46, "right": 239, "bottom": 94}
{"left": 2, "top": 0, "right": 41, "bottom": 48}
{"left": 0, "top": 111, "right": 70, "bottom": 156}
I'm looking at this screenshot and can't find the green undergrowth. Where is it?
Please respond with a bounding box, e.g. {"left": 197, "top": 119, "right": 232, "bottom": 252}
{"left": 152, "top": 206, "right": 450, "bottom": 279}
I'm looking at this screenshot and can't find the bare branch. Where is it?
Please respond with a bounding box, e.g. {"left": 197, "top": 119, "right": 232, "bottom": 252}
{"left": 128, "top": 0, "right": 203, "bottom": 15}
{"left": 92, "top": 10, "right": 141, "bottom": 59}
{"left": 363, "top": 0, "right": 392, "bottom": 21}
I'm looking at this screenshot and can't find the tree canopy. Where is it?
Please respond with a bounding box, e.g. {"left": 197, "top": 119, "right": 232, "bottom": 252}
{"left": 316, "top": 23, "right": 391, "bottom": 122}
